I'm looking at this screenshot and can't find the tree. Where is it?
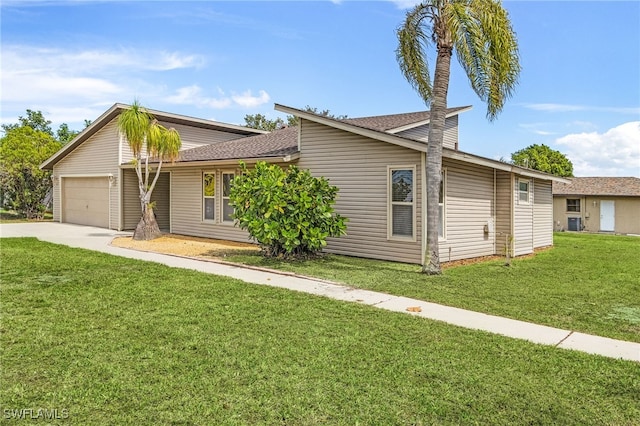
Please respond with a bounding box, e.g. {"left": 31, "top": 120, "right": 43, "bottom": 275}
{"left": 396, "top": 0, "right": 520, "bottom": 274}
{"left": 229, "top": 161, "right": 347, "bottom": 259}
{"left": 56, "top": 123, "right": 79, "bottom": 144}
{"left": 117, "top": 101, "right": 182, "bottom": 240}
{"left": 2, "top": 109, "right": 53, "bottom": 135}
{"left": 0, "top": 126, "right": 61, "bottom": 218}
{"left": 511, "top": 144, "right": 573, "bottom": 177}
{"left": 244, "top": 106, "right": 347, "bottom": 131}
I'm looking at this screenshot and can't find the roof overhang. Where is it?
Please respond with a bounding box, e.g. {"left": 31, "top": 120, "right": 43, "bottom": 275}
{"left": 120, "top": 153, "right": 300, "bottom": 169}
{"left": 275, "top": 103, "right": 571, "bottom": 183}
{"left": 40, "top": 103, "right": 267, "bottom": 170}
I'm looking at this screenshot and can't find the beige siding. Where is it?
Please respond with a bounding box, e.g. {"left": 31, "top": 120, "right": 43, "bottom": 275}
{"left": 53, "top": 119, "right": 120, "bottom": 229}
{"left": 121, "top": 121, "right": 249, "bottom": 163}
{"left": 396, "top": 115, "right": 459, "bottom": 150}
{"left": 297, "top": 119, "right": 422, "bottom": 264}
{"left": 495, "top": 171, "right": 512, "bottom": 256}
{"left": 169, "top": 168, "right": 250, "bottom": 242}
{"left": 553, "top": 196, "right": 640, "bottom": 234}
{"left": 514, "top": 175, "right": 534, "bottom": 256}
{"left": 439, "top": 159, "right": 495, "bottom": 262}
{"left": 533, "top": 179, "right": 553, "bottom": 248}
{"left": 122, "top": 170, "right": 170, "bottom": 231}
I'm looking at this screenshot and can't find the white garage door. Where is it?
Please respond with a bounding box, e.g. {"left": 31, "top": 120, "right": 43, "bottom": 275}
{"left": 62, "top": 177, "right": 110, "bottom": 228}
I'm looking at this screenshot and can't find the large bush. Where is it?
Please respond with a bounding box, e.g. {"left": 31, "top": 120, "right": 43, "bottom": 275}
{"left": 230, "top": 161, "right": 347, "bottom": 258}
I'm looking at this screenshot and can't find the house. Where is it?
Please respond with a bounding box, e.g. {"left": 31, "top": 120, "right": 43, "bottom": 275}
{"left": 552, "top": 177, "right": 640, "bottom": 235}
{"left": 41, "top": 103, "right": 568, "bottom": 264}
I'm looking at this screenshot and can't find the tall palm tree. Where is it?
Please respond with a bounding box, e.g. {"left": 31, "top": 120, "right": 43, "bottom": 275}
{"left": 397, "top": 0, "right": 520, "bottom": 274}
{"left": 118, "top": 101, "right": 182, "bottom": 240}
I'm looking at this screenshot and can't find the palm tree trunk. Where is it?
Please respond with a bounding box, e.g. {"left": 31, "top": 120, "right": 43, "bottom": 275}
{"left": 133, "top": 201, "right": 162, "bottom": 241}
{"left": 423, "top": 42, "right": 452, "bottom": 275}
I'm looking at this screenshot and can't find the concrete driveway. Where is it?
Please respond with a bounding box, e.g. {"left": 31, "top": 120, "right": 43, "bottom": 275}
{"left": 1, "top": 222, "right": 638, "bottom": 362}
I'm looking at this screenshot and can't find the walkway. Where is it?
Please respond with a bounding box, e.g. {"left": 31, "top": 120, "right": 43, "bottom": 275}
{"left": 1, "top": 222, "right": 638, "bottom": 363}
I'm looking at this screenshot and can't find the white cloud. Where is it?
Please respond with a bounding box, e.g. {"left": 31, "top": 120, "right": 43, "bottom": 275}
{"left": 231, "top": 90, "right": 271, "bottom": 108}
{"left": 0, "top": 44, "right": 205, "bottom": 126}
{"left": 389, "top": 0, "right": 422, "bottom": 9}
{"left": 555, "top": 122, "right": 640, "bottom": 177}
{"left": 166, "top": 86, "right": 270, "bottom": 110}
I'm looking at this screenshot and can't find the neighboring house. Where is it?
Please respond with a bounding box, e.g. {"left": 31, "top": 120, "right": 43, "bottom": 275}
{"left": 552, "top": 177, "right": 640, "bottom": 235}
{"left": 41, "top": 103, "right": 568, "bottom": 264}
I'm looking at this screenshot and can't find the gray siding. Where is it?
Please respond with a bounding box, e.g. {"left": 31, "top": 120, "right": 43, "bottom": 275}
{"left": 514, "top": 175, "right": 534, "bottom": 256}
{"left": 53, "top": 118, "right": 120, "bottom": 229}
{"left": 396, "top": 115, "right": 458, "bottom": 150}
{"left": 169, "top": 168, "right": 250, "bottom": 242}
{"left": 439, "top": 158, "right": 495, "bottom": 262}
{"left": 533, "top": 179, "right": 553, "bottom": 248}
{"left": 495, "top": 171, "right": 513, "bottom": 256}
{"left": 297, "top": 119, "right": 423, "bottom": 264}
{"left": 122, "top": 170, "right": 170, "bottom": 231}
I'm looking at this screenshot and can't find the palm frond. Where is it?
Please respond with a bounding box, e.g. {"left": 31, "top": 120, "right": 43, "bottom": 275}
{"left": 117, "top": 100, "right": 152, "bottom": 157}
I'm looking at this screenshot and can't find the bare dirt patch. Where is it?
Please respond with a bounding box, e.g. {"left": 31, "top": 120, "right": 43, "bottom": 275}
{"left": 111, "top": 234, "right": 260, "bottom": 259}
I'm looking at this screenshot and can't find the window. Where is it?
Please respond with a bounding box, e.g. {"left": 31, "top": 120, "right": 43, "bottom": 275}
{"left": 222, "top": 172, "right": 235, "bottom": 222}
{"left": 439, "top": 170, "right": 446, "bottom": 239}
{"left": 567, "top": 199, "right": 580, "bottom": 212}
{"left": 518, "top": 179, "right": 530, "bottom": 204}
{"left": 389, "top": 167, "right": 415, "bottom": 239}
{"left": 203, "top": 173, "right": 215, "bottom": 220}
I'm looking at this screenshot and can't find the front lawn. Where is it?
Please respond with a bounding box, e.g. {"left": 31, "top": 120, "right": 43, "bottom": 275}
{"left": 227, "top": 233, "right": 640, "bottom": 343}
{"left": 1, "top": 238, "right": 638, "bottom": 424}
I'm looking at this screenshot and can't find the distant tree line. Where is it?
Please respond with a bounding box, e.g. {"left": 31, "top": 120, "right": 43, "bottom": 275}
{"left": 244, "top": 106, "right": 347, "bottom": 131}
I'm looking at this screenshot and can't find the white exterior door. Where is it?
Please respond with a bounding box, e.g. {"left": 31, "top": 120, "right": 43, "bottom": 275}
{"left": 600, "top": 200, "right": 615, "bottom": 231}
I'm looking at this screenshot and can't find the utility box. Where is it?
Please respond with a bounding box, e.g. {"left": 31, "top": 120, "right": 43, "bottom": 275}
{"left": 568, "top": 217, "right": 582, "bottom": 231}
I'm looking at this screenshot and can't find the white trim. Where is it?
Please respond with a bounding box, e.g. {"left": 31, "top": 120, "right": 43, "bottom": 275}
{"left": 221, "top": 170, "right": 236, "bottom": 224}
{"left": 387, "top": 165, "right": 417, "bottom": 242}
{"left": 420, "top": 153, "right": 427, "bottom": 264}
{"left": 517, "top": 177, "right": 531, "bottom": 205}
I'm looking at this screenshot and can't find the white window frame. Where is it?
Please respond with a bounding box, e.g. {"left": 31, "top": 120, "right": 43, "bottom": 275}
{"left": 221, "top": 171, "right": 235, "bottom": 224}
{"left": 517, "top": 178, "right": 530, "bottom": 204}
{"left": 202, "top": 171, "right": 216, "bottom": 222}
{"left": 439, "top": 169, "right": 447, "bottom": 240}
{"left": 388, "top": 165, "right": 416, "bottom": 241}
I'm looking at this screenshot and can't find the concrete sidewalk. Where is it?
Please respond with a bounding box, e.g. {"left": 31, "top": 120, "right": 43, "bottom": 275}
{"left": 1, "top": 222, "right": 638, "bottom": 363}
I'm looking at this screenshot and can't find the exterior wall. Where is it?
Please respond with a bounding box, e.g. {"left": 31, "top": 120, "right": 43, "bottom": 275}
{"left": 553, "top": 196, "right": 640, "bottom": 234}
{"left": 52, "top": 118, "right": 120, "bottom": 229}
{"left": 122, "top": 170, "right": 170, "bottom": 231}
{"left": 297, "top": 119, "right": 423, "bottom": 264}
{"left": 121, "top": 121, "right": 248, "bottom": 163}
{"left": 533, "top": 179, "right": 553, "bottom": 248}
{"left": 396, "top": 115, "right": 459, "bottom": 149}
{"left": 494, "top": 170, "right": 513, "bottom": 256}
{"left": 169, "top": 168, "right": 251, "bottom": 242}
{"left": 439, "top": 158, "right": 495, "bottom": 262}
{"left": 513, "top": 175, "right": 534, "bottom": 256}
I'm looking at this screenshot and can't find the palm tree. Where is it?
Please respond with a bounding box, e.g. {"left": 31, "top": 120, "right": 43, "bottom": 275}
{"left": 396, "top": 0, "right": 520, "bottom": 274}
{"left": 118, "top": 101, "right": 182, "bottom": 240}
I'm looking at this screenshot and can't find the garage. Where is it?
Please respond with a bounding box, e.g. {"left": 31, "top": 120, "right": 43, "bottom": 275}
{"left": 62, "top": 177, "right": 110, "bottom": 228}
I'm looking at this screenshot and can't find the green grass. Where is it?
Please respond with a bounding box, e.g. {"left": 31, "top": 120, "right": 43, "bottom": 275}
{"left": 1, "top": 238, "right": 639, "bottom": 424}
{"left": 226, "top": 233, "right": 640, "bottom": 343}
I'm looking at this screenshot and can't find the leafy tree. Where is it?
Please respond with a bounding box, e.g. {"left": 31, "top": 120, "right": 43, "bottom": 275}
{"left": 396, "top": 0, "right": 521, "bottom": 274}
{"left": 117, "top": 101, "right": 182, "bottom": 240}
{"left": 2, "top": 109, "right": 53, "bottom": 135}
{"left": 56, "top": 123, "right": 79, "bottom": 144}
{"left": 244, "top": 106, "right": 347, "bottom": 131}
{"left": 511, "top": 144, "right": 574, "bottom": 177}
{"left": 0, "top": 127, "right": 61, "bottom": 218}
{"left": 244, "top": 113, "right": 286, "bottom": 131}
{"left": 229, "top": 161, "right": 347, "bottom": 259}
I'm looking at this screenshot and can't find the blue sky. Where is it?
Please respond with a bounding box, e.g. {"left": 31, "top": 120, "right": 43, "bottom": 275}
{"left": 2, "top": 0, "right": 639, "bottom": 177}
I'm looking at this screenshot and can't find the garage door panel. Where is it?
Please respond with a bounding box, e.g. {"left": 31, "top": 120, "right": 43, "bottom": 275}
{"left": 62, "top": 177, "right": 109, "bottom": 228}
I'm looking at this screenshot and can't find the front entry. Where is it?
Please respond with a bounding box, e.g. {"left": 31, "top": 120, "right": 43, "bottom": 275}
{"left": 600, "top": 200, "right": 615, "bottom": 232}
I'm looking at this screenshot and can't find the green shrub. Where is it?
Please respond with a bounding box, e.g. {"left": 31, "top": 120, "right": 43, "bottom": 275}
{"left": 230, "top": 161, "right": 347, "bottom": 258}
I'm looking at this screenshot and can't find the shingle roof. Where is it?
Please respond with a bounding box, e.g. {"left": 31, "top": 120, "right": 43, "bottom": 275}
{"left": 176, "top": 126, "right": 298, "bottom": 162}
{"left": 552, "top": 177, "right": 640, "bottom": 196}
{"left": 341, "top": 106, "right": 470, "bottom": 132}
